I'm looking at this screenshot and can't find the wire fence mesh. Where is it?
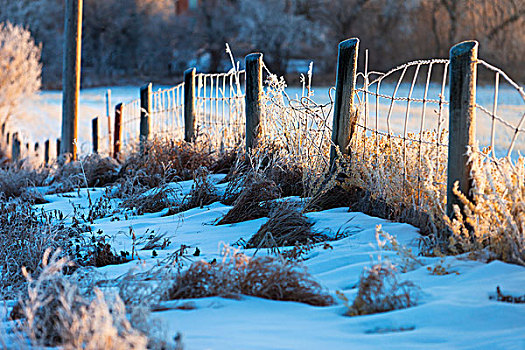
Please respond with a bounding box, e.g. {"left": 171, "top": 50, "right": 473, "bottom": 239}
{"left": 121, "top": 98, "right": 141, "bottom": 151}
{"left": 195, "top": 70, "right": 246, "bottom": 151}
{"left": 151, "top": 83, "right": 184, "bottom": 141}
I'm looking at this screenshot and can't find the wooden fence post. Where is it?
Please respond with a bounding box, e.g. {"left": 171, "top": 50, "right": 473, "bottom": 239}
{"left": 184, "top": 68, "right": 196, "bottom": 142}
{"left": 61, "top": 0, "right": 83, "bottom": 161}
{"left": 44, "top": 140, "right": 50, "bottom": 165}
{"left": 330, "top": 38, "right": 360, "bottom": 166}
{"left": 92, "top": 116, "right": 99, "bottom": 154}
{"left": 106, "top": 89, "right": 112, "bottom": 156}
{"left": 140, "top": 83, "right": 152, "bottom": 148}
{"left": 113, "top": 103, "right": 123, "bottom": 159}
{"left": 12, "top": 133, "right": 20, "bottom": 162}
{"left": 446, "top": 40, "right": 478, "bottom": 219}
{"left": 245, "top": 53, "right": 263, "bottom": 152}
{"left": 56, "top": 138, "right": 61, "bottom": 160}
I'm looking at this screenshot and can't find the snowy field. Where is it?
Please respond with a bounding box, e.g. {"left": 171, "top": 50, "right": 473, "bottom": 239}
{"left": 11, "top": 82, "right": 525, "bottom": 159}
{"left": 2, "top": 175, "right": 524, "bottom": 349}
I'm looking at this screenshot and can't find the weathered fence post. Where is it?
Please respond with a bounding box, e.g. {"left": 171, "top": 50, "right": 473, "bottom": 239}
{"left": 140, "top": 83, "right": 152, "bottom": 149}
{"left": 113, "top": 103, "right": 123, "bottom": 159}
{"left": 184, "top": 68, "right": 196, "bottom": 142}
{"left": 92, "top": 116, "right": 99, "bottom": 154}
{"left": 44, "top": 140, "right": 50, "bottom": 165}
{"left": 61, "top": 0, "right": 83, "bottom": 161}
{"left": 245, "top": 53, "right": 263, "bottom": 152}
{"left": 12, "top": 133, "right": 20, "bottom": 162}
{"left": 34, "top": 142, "right": 40, "bottom": 163}
{"left": 446, "top": 40, "right": 478, "bottom": 219}
{"left": 106, "top": 89, "right": 112, "bottom": 156}
{"left": 56, "top": 138, "right": 61, "bottom": 160}
{"left": 330, "top": 38, "right": 360, "bottom": 166}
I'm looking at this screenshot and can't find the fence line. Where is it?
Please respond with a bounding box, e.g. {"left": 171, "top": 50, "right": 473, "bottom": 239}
{"left": 3, "top": 37, "right": 523, "bottom": 241}
{"left": 112, "top": 39, "right": 523, "bottom": 230}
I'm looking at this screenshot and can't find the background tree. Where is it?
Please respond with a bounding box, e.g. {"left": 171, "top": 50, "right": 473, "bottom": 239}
{"left": 0, "top": 22, "right": 42, "bottom": 124}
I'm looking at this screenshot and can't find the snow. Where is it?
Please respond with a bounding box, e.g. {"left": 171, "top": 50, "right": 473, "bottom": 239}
{"left": 2, "top": 177, "right": 523, "bottom": 349}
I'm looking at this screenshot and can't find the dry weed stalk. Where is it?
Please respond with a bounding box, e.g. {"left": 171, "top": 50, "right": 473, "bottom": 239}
{"left": 444, "top": 151, "right": 525, "bottom": 266}
{"left": 339, "top": 261, "right": 419, "bottom": 316}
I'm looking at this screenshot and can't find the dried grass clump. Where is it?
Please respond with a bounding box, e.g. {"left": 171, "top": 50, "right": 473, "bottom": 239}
{"left": 16, "top": 250, "right": 150, "bottom": 349}
{"left": 0, "top": 201, "right": 76, "bottom": 297}
{"left": 341, "top": 262, "right": 419, "bottom": 316}
{"left": 175, "top": 167, "right": 219, "bottom": 213}
{"left": 311, "top": 131, "right": 449, "bottom": 236}
{"left": 119, "top": 139, "right": 214, "bottom": 189}
{"left": 49, "top": 154, "right": 119, "bottom": 193}
{"left": 217, "top": 174, "right": 280, "bottom": 225}
{"left": 166, "top": 246, "right": 333, "bottom": 306}
{"left": 443, "top": 152, "right": 525, "bottom": 266}
{"left": 0, "top": 165, "right": 49, "bottom": 202}
{"left": 121, "top": 185, "right": 180, "bottom": 215}
{"left": 247, "top": 202, "right": 318, "bottom": 248}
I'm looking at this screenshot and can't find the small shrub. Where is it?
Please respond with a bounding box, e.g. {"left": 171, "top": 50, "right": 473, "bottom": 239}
{"left": 247, "top": 202, "right": 319, "bottom": 248}
{"left": 340, "top": 262, "right": 419, "bottom": 316}
{"left": 166, "top": 246, "right": 333, "bottom": 306}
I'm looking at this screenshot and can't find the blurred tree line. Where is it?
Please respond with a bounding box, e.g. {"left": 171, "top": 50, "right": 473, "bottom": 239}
{"left": 0, "top": 0, "right": 523, "bottom": 88}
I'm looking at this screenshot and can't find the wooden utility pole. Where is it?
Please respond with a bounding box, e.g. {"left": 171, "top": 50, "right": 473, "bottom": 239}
{"left": 61, "top": 0, "right": 83, "bottom": 160}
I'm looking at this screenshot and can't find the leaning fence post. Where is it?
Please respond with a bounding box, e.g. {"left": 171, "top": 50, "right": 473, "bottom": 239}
{"left": 113, "top": 103, "right": 123, "bottom": 159}
{"left": 44, "top": 140, "right": 50, "bottom": 165}
{"left": 12, "top": 133, "right": 20, "bottom": 162}
{"left": 446, "top": 40, "right": 478, "bottom": 219}
{"left": 184, "top": 68, "right": 196, "bottom": 142}
{"left": 92, "top": 116, "right": 99, "bottom": 154}
{"left": 140, "top": 83, "right": 152, "bottom": 149}
{"left": 330, "top": 38, "right": 360, "bottom": 166}
{"left": 245, "top": 53, "right": 263, "bottom": 152}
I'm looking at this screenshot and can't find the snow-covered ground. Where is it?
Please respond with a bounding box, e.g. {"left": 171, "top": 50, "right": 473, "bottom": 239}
{"left": 4, "top": 174, "right": 523, "bottom": 349}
